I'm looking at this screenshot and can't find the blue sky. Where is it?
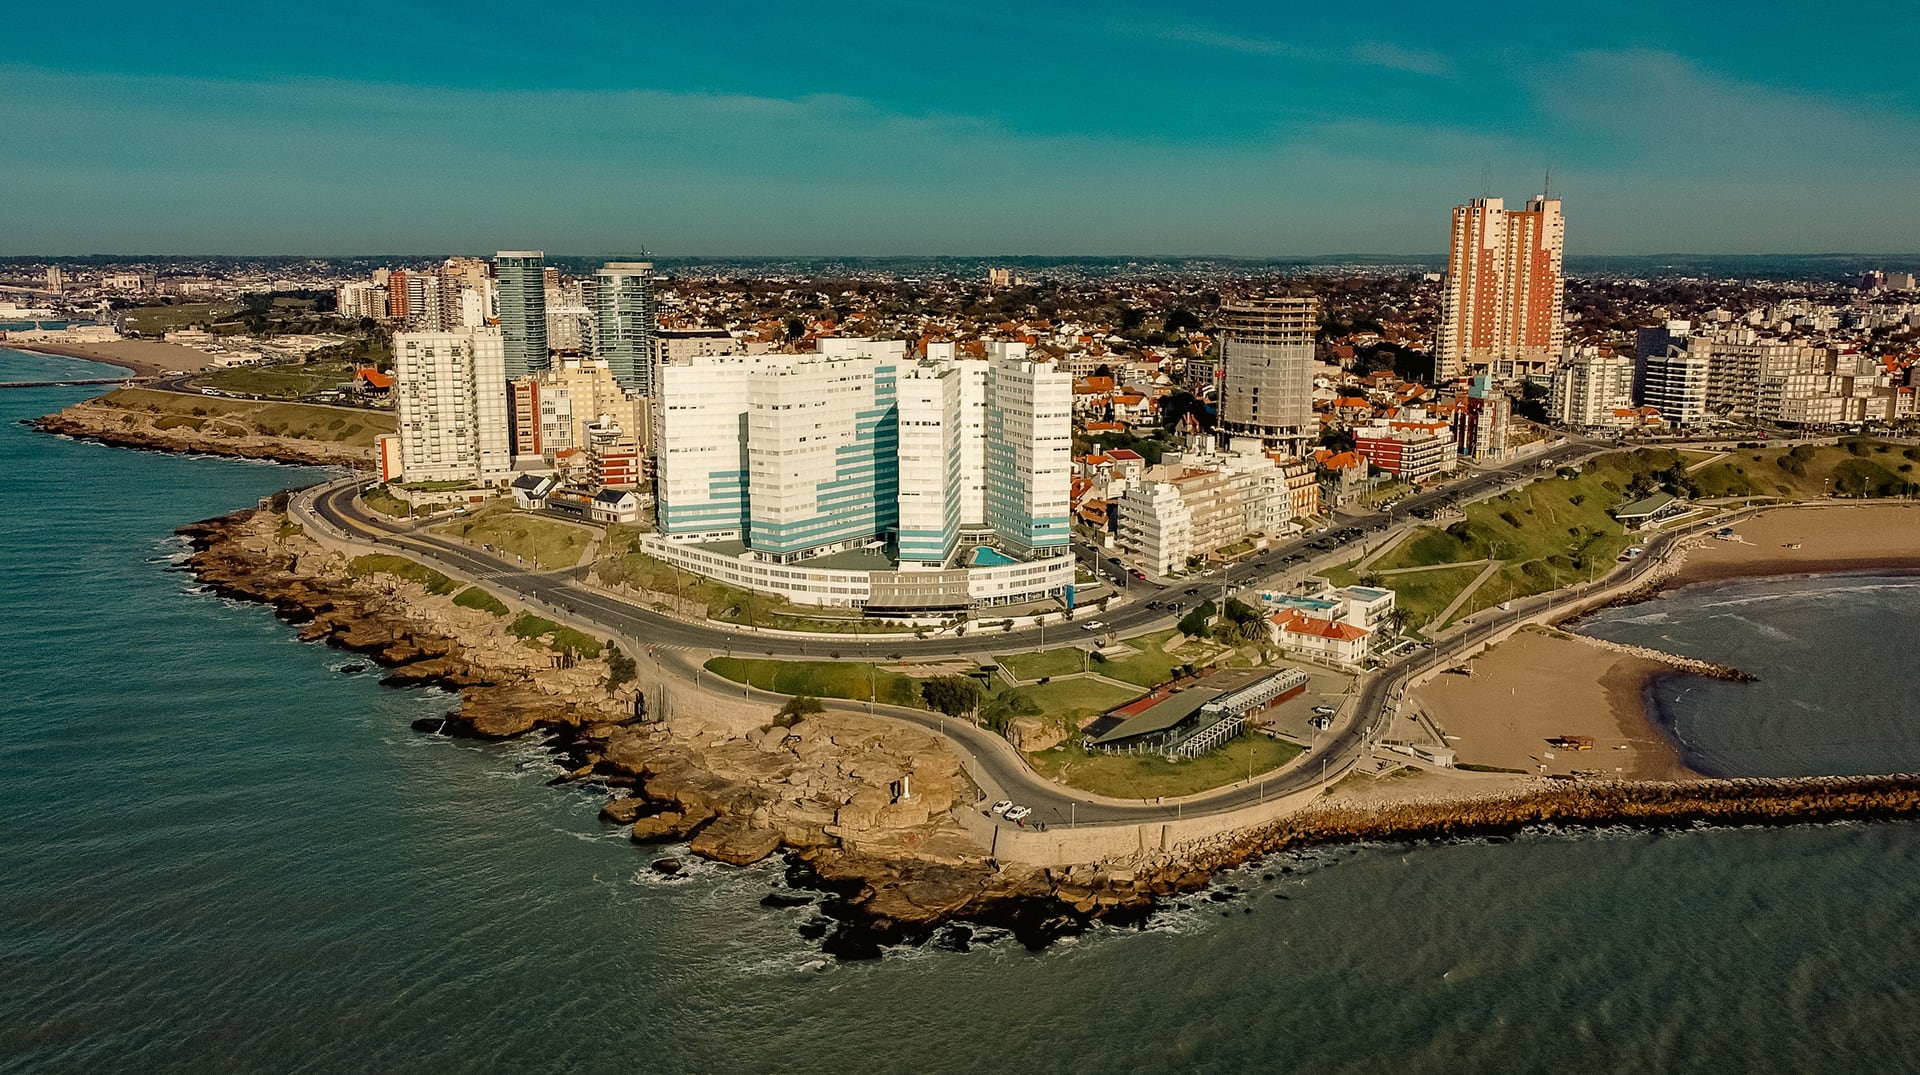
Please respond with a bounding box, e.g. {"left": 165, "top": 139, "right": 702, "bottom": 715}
{"left": 5, "top": 0, "right": 1918, "bottom": 255}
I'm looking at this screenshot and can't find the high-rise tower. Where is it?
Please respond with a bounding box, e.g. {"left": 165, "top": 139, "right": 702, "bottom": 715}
{"left": 1435, "top": 195, "right": 1564, "bottom": 381}
{"left": 495, "top": 251, "right": 549, "bottom": 379}
{"left": 1216, "top": 297, "right": 1319, "bottom": 454}
{"left": 587, "top": 262, "right": 657, "bottom": 396}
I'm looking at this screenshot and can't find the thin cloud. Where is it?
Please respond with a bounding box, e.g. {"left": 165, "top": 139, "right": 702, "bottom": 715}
{"left": 1349, "top": 41, "right": 1454, "bottom": 76}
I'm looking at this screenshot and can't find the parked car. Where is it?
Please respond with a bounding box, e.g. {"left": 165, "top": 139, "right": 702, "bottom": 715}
{"left": 990, "top": 800, "right": 1013, "bottom": 815}
{"left": 1003, "top": 805, "right": 1032, "bottom": 822}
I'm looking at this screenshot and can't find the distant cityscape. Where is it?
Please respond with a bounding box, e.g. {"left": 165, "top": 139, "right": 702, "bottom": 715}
{"left": 5, "top": 197, "right": 1919, "bottom": 649}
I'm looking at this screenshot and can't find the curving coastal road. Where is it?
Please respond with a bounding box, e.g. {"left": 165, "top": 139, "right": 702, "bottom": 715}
{"left": 294, "top": 438, "right": 1654, "bottom": 828}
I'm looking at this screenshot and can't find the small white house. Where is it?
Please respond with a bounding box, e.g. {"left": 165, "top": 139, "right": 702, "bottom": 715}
{"left": 510, "top": 474, "right": 555, "bottom": 511}
{"left": 590, "top": 488, "right": 642, "bottom": 525}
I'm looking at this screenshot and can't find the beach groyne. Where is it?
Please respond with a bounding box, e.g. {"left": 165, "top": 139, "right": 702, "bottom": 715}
{"left": 1563, "top": 631, "right": 1757, "bottom": 683}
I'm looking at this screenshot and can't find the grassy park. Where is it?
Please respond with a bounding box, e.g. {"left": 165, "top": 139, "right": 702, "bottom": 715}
{"left": 702, "top": 657, "right": 928, "bottom": 708}
{"left": 989, "top": 678, "right": 1140, "bottom": 731}
{"left": 433, "top": 500, "right": 595, "bottom": 569}
{"left": 100, "top": 387, "right": 392, "bottom": 446}
{"left": 997, "top": 628, "right": 1216, "bottom": 689}
{"left": 198, "top": 360, "right": 361, "bottom": 399}
{"left": 1024, "top": 734, "right": 1304, "bottom": 799}
{"left": 120, "top": 301, "right": 243, "bottom": 335}
{"left": 1351, "top": 442, "right": 1920, "bottom": 629}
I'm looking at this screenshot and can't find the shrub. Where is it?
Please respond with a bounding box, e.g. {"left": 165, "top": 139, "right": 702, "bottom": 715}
{"left": 346, "top": 554, "right": 457, "bottom": 595}
{"left": 453, "top": 587, "right": 510, "bottom": 616}
{"left": 1178, "top": 599, "right": 1217, "bottom": 637}
{"left": 508, "top": 613, "right": 602, "bottom": 658}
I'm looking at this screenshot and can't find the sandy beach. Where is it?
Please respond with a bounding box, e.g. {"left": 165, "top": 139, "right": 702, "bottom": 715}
{"left": 7, "top": 339, "right": 215, "bottom": 377}
{"left": 1413, "top": 627, "right": 1691, "bottom": 781}
{"left": 1666, "top": 501, "right": 1920, "bottom": 586}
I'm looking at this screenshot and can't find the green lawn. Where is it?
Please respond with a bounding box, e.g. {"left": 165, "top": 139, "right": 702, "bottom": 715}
{"left": 1093, "top": 628, "right": 1218, "bottom": 688}
{"left": 102, "top": 387, "right": 392, "bottom": 446}
{"left": 1374, "top": 564, "right": 1488, "bottom": 633}
{"left": 990, "top": 678, "right": 1140, "bottom": 731}
{"left": 1025, "top": 735, "right": 1303, "bottom": 799}
{"left": 434, "top": 500, "right": 595, "bottom": 569}
{"left": 362, "top": 486, "right": 416, "bottom": 519}
{"left": 198, "top": 361, "right": 360, "bottom": 399}
{"left": 1351, "top": 442, "right": 1917, "bottom": 628}
{"left": 1320, "top": 559, "right": 1362, "bottom": 587}
{"left": 1691, "top": 440, "right": 1919, "bottom": 501}
{"left": 996, "top": 647, "right": 1088, "bottom": 681}
{"left": 702, "top": 657, "right": 927, "bottom": 708}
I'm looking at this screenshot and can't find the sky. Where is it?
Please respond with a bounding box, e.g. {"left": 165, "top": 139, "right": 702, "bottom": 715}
{"left": 5, "top": 0, "right": 1918, "bottom": 256}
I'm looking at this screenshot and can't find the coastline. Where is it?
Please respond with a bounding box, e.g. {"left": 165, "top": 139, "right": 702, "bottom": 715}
{"left": 1650, "top": 501, "right": 1920, "bottom": 591}
{"left": 179, "top": 495, "right": 1920, "bottom": 958}
{"left": 5, "top": 338, "right": 215, "bottom": 377}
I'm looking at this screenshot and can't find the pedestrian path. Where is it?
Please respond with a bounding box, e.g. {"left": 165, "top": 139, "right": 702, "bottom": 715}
{"left": 1372, "top": 557, "right": 1493, "bottom": 577}
{"left": 1425, "top": 559, "right": 1505, "bottom": 634}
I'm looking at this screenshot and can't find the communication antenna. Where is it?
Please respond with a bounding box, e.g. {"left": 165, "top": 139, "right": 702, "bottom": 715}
{"left": 1481, "top": 161, "right": 1492, "bottom": 199}
{"left": 1543, "top": 159, "right": 1553, "bottom": 199}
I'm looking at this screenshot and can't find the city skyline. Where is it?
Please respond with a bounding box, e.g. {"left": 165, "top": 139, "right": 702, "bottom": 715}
{"left": 5, "top": 1, "right": 1918, "bottom": 255}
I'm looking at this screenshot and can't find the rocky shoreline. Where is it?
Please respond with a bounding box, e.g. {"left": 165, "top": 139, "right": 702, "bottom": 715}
{"left": 181, "top": 501, "right": 1920, "bottom": 960}
{"left": 35, "top": 396, "right": 375, "bottom": 468}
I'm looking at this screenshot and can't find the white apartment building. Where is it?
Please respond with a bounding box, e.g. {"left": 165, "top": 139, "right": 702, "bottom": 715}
{"left": 655, "top": 352, "right": 758, "bottom": 540}
{"left": 1550, "top": 349, "right": 1637, "bottom": 428}
{"left": 648, "top": 338, "right": 1072, "bottom": 612}
{"left": 895, "top": 361, "right": 965, "bottom": 566}
{"left": 983, "top": 343, "right": 1073, "bottom": 555}
{"left": 393, "top": 327, "right": 511, "bottom": 485}
{"left": 656, "top": 338, "right": 1068, "bottom": 562}
{"left": 1116, "top": 450, "right": 1298, "bottom": 575}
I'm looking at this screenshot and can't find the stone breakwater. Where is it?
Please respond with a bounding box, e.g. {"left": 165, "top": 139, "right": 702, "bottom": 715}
{"left": 1167, "top": 775, "right": 1920, "bottom": 875}
{"left": 35, "top": 398, "right": 374, "bottom": 468}
{"left": 1563, "top": 631, "right": 1758, "bottom": 683}
{"left": 182, "top": 506, "right": 1920, "bottom": 959}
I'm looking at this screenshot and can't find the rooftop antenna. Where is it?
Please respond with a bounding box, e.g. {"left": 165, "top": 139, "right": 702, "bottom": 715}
{"left": 1481, "top": 161, "right": 1492, "bottom": 199}
{"left": 1543, "top": 159, "right": 1553, "bottom": 200}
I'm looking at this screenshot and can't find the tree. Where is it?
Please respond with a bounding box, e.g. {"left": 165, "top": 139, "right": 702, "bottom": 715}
{"left": 1164, "top": 305, "right": 1202, "bottom": 335}
{"left": 980, "top": 688, "right": 1041, "bottom": 734}
{"left": 606, "top": 642, "right": 636, "bottom": 688}
{"left": 921, "top": 675, "right": 982, "bottom": 718}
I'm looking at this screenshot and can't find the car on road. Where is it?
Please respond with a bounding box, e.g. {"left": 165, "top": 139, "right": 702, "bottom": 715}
{"left": 1082, "top": 620, "right": 1106, "bottom": 632}
{"left": 1129, "top": 568, "right": 1147, "bottom": 580}
{"left": 990, "top": 800, "right": 1013, "bottom": 815}
{"left": 1003, "top": 805, "right": 1032, "bottom": 822}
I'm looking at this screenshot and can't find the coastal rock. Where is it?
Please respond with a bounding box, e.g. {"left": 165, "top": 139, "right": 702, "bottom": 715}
{"left": 1004, "top": 716, "right": 1066, "bottom": 753}
{"left": 599, "top": 797, "right": 651, "bottom": 824}
{"left": 689, "top": 818, "right": 783, "bottom": 866}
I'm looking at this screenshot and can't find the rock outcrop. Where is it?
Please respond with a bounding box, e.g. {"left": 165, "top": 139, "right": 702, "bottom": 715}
{"left": 37, "top": 398, "right": 376, "bottom": 467}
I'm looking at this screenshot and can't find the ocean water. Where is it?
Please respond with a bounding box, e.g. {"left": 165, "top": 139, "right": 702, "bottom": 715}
{"left": 1579, "top": 574, "right": 1920, "bottom": 778}
{"left": 6, "top": 348, "right": 1920, "bottom": 1073}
